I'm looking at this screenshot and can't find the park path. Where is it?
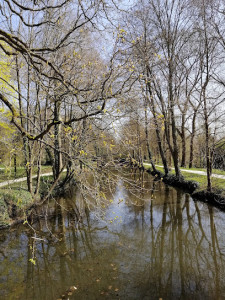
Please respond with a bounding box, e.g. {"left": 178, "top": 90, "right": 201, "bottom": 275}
{"left": 1, "top": 165, "right": 225, "bottom": 189}
{"left": 144, "top": 163, "right": 225, "bottom": 180}
{"left": 0, "top": 169, "right": 67, "bottom": 188}
{"left": 0, "top": 172, "right": 55, "bottom": 188}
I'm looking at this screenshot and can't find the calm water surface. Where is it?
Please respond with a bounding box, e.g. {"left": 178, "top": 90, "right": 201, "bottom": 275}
{"left": 1, "top": 170, "right": 225, "bottom": 299}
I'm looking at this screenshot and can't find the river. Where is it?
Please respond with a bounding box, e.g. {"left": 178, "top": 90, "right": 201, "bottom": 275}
{"left": 0, "top": 169, "right": 225, "bottom": 299}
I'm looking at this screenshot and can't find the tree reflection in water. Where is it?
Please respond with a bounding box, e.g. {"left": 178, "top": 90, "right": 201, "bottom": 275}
{"left": 0, "top": 170, "right": 225, "bottom": 299}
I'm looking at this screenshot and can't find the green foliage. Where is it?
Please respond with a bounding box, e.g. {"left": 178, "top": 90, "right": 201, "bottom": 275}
{"left": 0, "top": 44, "right": 16, "bottom": 142}
{"left": 0, "top": 50, "right": 12, "bottom": 92}
{"left": 29, "top": 258, "right": 36, "bottom": 265}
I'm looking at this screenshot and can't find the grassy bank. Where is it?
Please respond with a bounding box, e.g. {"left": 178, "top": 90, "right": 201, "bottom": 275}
{"left": 145, "top": 161, "right": 225, "bottom": 176}
{"left": 0, "top": 188, "right": 32, "bottom": 228}
{"left": 144, "top": 164, "right": 225, "bottom": 191}
{"left": 144, "top": 163, "right": 225, "bottom": 206}
{"left": 0, "top": 173, "right": 60, "bottom": 228}
{"left": 180, "top": 166, "right": 225, "bottom": 176}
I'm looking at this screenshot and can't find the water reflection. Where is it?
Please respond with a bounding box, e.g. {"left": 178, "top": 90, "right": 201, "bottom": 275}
{"left": 1, "top": 171, "right": 225, "bottom": 299}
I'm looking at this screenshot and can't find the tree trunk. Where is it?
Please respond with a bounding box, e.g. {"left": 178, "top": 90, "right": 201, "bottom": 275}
{"left": 203, "top": 92, "right": 212, "bottom": 192}
{"left": 144, "top": 95, "right": 157, "bottom": 172}
{"left": 34, "top": 144, "right": 43, "bottom": 197}
{"left": 54, "top": 100, "right": 62, "bottom": 179}
{"left": 16, "top": 57, "right": 33, "bottom": 194}
{"left": 146, "top": 67, "right": 169, "bottom": 175}
{"left": 202, "top": 2, "right": 212, "bottom": 192}
{"left": 189, "top": 110, "right": 197, "bottom": 168}
{"left": 14, "top": 153, "right": 17, "bottom": 178}
{"left": 180, "top": 113, "right": 186, "bottom": 167}
{"left": 168, "top": 62, "right": 182, "bottom": 179}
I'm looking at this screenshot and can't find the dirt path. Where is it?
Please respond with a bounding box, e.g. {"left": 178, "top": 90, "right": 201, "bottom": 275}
{"left": 144, "top": 163, "right": 225, "bottom": 180}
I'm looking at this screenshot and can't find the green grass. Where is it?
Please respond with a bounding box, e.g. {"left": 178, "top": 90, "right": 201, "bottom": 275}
{"left": 0, "top": 187, "right": 32, "bottom": 227}
{"left": 180, "top": 166, "right": 225, "bottom": 176}
{"left": 0, "top": 174, "right": 56, "bottom": 191}
{"left": 0, "top": 173, "right": 66, "bottom": 227}
{"left": 145, "top": 161, "right": 225, "bottom": 176}
{"left": 0, "top": 165, "right": 52, "bottom": 183}
{"left": 179, "top": 172, "right": 225, "bottom": 191}
{"left": 144, "top": 163, "right": 225, "bottom": 192}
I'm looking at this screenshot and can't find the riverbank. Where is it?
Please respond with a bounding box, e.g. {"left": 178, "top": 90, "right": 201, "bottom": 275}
{"left": 1, "top": 163, "right": 225, "bottom": 229}
{"left": 0, "top": 171, "right": 68, "bottom": 229}
{"left": 144, "top": 163, "right": 225, "bottom": 210}
{"left": 0, "top": 167, "right": 54, "bottom": 228}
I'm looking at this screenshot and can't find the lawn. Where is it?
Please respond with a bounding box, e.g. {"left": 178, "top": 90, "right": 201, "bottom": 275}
{"left": 145, "top": 161, "right": 225, "bottom": 176}
{"left": 144, "top": 163, "right": 225, "bottom": 191}
{"left": 0, "top": 165, "right": 52, "bottom": 183}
